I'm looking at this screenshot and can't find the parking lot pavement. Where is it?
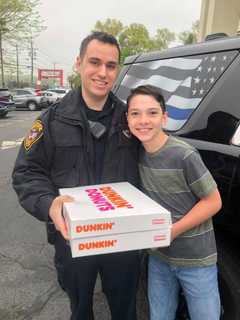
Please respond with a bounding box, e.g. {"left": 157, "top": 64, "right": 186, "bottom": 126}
{"left": 0, "top": 110, "right": 149, "bottom": 320}
{"left": 0, "top": 110, "right": 42, "bottom": 143}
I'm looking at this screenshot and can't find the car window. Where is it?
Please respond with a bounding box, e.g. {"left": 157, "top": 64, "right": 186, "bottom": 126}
{"left": 49, "top": 89, "right": 66, "bottom": 94}
{"left": 18, "top": 90, "right": 32, "bottom": 95}
{"left": 0, "top": 90, "right": 10, "bottom": 96}
{"left": 117, "top": 50, "right": 238, "bottom": 131}
{"left": 14, "top": 90, "right": 23, "bottom": 95}
{"left": 15, "top": 90, "right": 24, "bottom": 95}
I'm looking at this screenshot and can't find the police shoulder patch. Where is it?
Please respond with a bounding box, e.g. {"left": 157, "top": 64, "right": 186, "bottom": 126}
{"left": 24, "top": 120, "right": 43, "bottom": 151}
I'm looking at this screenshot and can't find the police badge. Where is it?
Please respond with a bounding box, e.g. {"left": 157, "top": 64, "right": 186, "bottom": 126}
{"left": 24, "top": 120, "right": 43, "bottom": 151}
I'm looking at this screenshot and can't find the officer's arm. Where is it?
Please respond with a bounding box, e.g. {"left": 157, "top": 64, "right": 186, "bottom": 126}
{"left": 12, "top": 114, "right": 74, "bottom": 240}
{"left": 12, "top": 115, "right": 57, "bottom": 222}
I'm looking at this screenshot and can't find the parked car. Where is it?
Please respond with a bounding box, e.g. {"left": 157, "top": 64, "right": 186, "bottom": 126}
{"left": 0, "top": 103, "right": 9, "bottom": 118}
{"left": 0, "top": 88, "right": 15, "bottom": 117}
{"left": 41, "top": 90, "right": 60, "bottom": 105}
{"left": 114, "top": 34, "right": 240, "bottom": 320}
{"left": 47, "top": 88, "right": 69, "bottom": 100}
{"left": 11, "top": 88, "right": 48, "bottom": 111}
{"left": 22, "top": 87, "right": 43, "bottom": 96}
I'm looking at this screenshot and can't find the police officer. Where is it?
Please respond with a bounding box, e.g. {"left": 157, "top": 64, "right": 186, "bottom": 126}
{"left": 12, "top": 32, "right": 140, "bottom": 320}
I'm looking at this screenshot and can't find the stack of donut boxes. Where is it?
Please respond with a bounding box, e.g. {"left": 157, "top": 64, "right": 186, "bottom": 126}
{"left": 60, "top": 182, "right": 172, "bottom": 257}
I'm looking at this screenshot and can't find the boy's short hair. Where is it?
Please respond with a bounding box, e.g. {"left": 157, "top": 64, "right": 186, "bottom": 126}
{"left": 127, "top": 85, "right": 166, "bottom": 113}
{"left": 79, "top": 31, "right": 121, "bottom": 62}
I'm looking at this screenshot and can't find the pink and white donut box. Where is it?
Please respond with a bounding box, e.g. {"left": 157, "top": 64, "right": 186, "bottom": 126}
{"left": 60, "top": 182, "right": 171, "bottom": 257}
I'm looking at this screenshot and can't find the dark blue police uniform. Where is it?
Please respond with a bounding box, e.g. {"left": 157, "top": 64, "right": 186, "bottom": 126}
{"left": 12, "top": 88, "right": 141, "bottom": 320}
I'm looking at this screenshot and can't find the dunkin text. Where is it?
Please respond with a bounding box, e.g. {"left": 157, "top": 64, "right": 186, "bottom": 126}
{"left": 76, "top": 222, "right": 115, "bottom": 233}
{"left": 78, "top": 239, "right": 118, "bottom": 251}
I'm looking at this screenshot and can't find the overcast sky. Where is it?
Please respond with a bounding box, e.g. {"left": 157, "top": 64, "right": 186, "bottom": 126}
{"left": 35, "top": 0, "right": 202, "bottom": 84}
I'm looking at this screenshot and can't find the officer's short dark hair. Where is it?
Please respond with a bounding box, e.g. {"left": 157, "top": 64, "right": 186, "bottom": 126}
{"left": 79, "top": 31, "right": 121, "bottom": 62}
{"left": 127, "top": 85, "right": 166, "bottom": 113}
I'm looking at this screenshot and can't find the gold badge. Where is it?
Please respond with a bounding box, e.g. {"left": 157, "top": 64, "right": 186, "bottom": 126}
{"left": 24, "top": 120, "right": 43, "bottom": 151}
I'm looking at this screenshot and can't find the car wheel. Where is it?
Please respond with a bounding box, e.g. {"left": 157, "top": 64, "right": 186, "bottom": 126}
{"left": 217, "top": 237, "right": 240, "bottom": 320}
{"left": 27, "top": 101, "right": 38, "bottom": 111}
{"left": 0, "top": 112, "right": 8, "bottom": 118}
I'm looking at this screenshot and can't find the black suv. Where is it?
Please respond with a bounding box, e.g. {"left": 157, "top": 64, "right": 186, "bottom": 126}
{"left": 114, "top": 35, "right": 240, "bottom": 319}
{"left": 0, "top": 88, "right": 15, "bottom": 118}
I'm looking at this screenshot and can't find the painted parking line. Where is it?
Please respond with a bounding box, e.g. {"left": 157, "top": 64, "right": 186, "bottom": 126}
{"left": 0, "top": 115, "right": 38, "bottom": 128}
{"left": 0, "top": 119, "right": 28, "bottom": 128}
{"left": 0, "top": 121, "right": 12, "bottom": 128}
{"left": 0, "top": 137, "right": 24, "bottom": 150}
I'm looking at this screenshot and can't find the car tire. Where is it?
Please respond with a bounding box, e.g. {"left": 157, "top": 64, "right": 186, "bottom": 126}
{"left": 0, "top": 112, "right": 8, "bottom": 118}
{"left": 216, "top": 236, "right": 240, "bottom": 320}
{"left": 27, "top": 101, "right": 38, "bottom": 111}
{"left": 175, "top": 239, "right": 240, "bottom": 320}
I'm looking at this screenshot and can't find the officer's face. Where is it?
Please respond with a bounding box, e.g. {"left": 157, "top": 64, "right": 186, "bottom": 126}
{"left": 76, "top": 39, "right": 119, "bottom": 102}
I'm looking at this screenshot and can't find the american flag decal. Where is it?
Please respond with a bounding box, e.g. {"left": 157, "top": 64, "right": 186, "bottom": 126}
{"left": 154, "top": 234, "right": 167, "bottom": 241}
{"left": 117, "top": 51, "right": 238, "bottom": 130}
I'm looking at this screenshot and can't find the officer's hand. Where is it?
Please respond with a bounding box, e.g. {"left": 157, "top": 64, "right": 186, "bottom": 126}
{"left": 49, "top": 195, "right": 74, "bottom": 240}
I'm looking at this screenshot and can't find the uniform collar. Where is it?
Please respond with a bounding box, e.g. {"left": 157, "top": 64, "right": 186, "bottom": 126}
{"left": 56, "top": 88, "right": 117, "bottom": 122}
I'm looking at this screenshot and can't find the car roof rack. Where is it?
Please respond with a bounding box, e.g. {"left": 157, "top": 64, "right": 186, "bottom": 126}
{"left": 205, "top": 32, "right": 228, "bottom": 41}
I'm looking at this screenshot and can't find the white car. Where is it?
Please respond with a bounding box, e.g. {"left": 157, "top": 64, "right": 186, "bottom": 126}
{"left": 47, "top": 88, "right": 70, "bottom": 100}
{"left": 42, "top": 91, "right": 60, "bottom": 105}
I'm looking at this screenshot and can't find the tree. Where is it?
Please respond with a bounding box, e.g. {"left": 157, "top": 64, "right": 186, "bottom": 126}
{"left": 93, "top": 18, "right": 124, "bottom": 37}
{"left": 68, "top": 18, "right": 177, "bottom": 83}
{"left": 179, "top": 20, "right": 199, "bottom": 45}
{"left": 119, "top": 23, "right": 152, "bottom": 61}
{"left": 0, "top": 0, "right": 45, "bottom": 86}
{"left": 92, "top": 19, "right": 176, "bottom": 63}
{"left": 94, "top": 19, "right": 153, "bottom": 62}
{"left": 68, "top": 71, "right": 81, "bottom": 89}
{"left": 152, "top": 28, "right": 175, "bottom": 50}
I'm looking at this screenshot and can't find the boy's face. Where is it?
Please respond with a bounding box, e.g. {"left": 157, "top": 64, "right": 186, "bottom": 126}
{"left": 127, "top": 94, "right": 167, "bottom": 145}
{"left": 76, "top": 39, "right": 119, "bottom": 102}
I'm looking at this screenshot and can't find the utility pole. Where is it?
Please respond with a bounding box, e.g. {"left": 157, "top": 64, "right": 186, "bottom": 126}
{"left": 53, "top": 61, "right": 57, "bottom": 87}
{"left": 30, "top": 38, "right": 34, "bottom": 87}
{"left": 0, "top": 30, "right": 5, "bottom": 87}
{"left": 16, "top": 44, "right": 19, "bottom": 87}
{"left": 0, "top": 20, "right": 8, "bottom": 87}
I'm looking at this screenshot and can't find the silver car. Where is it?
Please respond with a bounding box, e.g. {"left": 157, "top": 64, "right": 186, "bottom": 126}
{"left": 12, "top": 88, "right": 48, "bottom": 111}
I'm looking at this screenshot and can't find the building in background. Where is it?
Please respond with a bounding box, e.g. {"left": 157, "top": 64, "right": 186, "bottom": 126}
{"left": 199, "top": 0, "right": 240, "bottom": 41}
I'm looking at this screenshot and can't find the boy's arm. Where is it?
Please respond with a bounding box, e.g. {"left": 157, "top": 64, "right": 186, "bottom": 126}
{"left": 171, "top": 188, "right": 222, "bottom": 241}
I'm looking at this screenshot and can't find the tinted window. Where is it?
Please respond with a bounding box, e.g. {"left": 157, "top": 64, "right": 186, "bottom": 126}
{"left": 49, "top": 89, "right": 66, "bottom": 94}
{"left": 117, "top": 51, "right": 238, "bottom": 131}
{"left": 15, "top": 90, "right": 32, "bottom": 95}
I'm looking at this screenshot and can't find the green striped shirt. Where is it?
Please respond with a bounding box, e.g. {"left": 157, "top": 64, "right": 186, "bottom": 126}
{"left": 140, "top": 136, "right": 218, "bottom": 267}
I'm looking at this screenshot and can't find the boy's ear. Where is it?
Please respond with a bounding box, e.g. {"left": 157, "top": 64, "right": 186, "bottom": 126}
{"left": 162, "top": 111, "right": 168, "bottom": 128}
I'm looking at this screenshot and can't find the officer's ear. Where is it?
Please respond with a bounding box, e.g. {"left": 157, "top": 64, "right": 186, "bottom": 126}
{"left": 75, "top": 56, "right": 81, "bottom": 73}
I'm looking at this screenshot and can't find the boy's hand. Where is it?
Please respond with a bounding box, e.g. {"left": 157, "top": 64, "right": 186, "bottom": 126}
{"left": 49, "top": 195, "right": 74, "bottom": 240}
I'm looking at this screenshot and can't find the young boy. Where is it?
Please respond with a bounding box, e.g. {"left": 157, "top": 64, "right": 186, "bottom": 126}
{"left": 127, "top": 84, "right": 222, "bottom": 320}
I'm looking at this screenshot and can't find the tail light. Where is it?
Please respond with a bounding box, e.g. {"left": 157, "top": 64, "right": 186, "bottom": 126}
{"left": 36, "top": 90, "right": 42, "bottom": 96}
